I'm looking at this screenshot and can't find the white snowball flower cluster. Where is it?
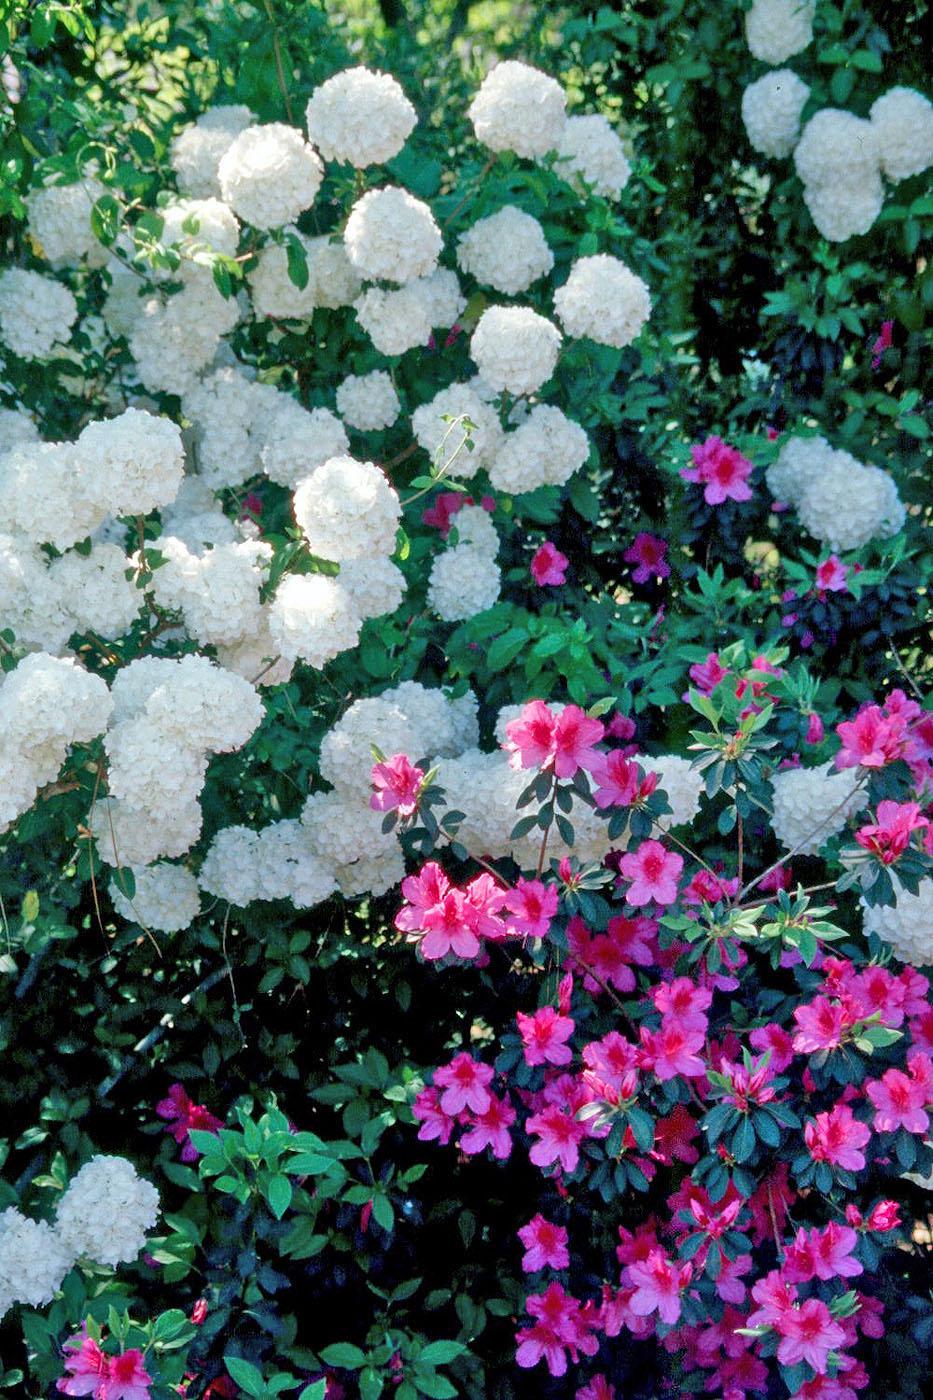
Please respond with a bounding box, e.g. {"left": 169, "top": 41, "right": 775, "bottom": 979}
{"left": 149, "top": 536, "right": 272, "bottom": 647}
{"left": 97, "top": 656, "right": 262, "bottom": 881}
{"left": 770, "top": 761, "right": 867, "bottom": 854}
{"left": 219, "top": 123, "right": 323, "bottom": 229}
{"left": 158, "top": 196, "right": 240, "bottom": 279}
{"left": 0, "top": 1209, "right": 74, "bottom": 1314}
{"left": 305, "top": 66, "right": 416, "bottom": 167}
{"left": 0, "top": 654, "right": 113, "bottom": 834}
{"left": 268, "top": 573, "right": 362, "bottom": 668}
{"left": 54, "top": 1155, "right": 159, "bottom": 1268}
{"left": 869, "top": 87, "right": 933, "bottom": 183}
{"left": 554, "top": 115, "right": 632, "bottom": 199}
{"left": 456, "top": 207, "right": 553, "bottom": 295}
{"left": 171, "top": 104, "right": 255, "bottom": 198}
{"left": 0, "top": 534, "right": 74, "bottom": 654}
{"left": 261, "top": 401, "right": 350, "bottom": 489}
{"left": 128, "top": 281, "right": 240, "bottom": 395}
{"left": 412, "top": 382, "right": 505, "bottom": 479}
{"left": 344, "top": 186, "right": 441, "bottom": 284}
{"left": 110, "top": 862, "right": 201, "bottom": 933}
{"left": 765, "top": 433, "right": 834, "bottom": 503}
{"left": 72, "top": 407, "right": 186, "bottom": 519}
{"left": 248, "top": 231, "right": 319, "bottom": 319}
{"left": 336, "top": 370, "right": 400, "bottom": 431}
{"left": 0, "top": 404, "right": 38, "bottom": 455}
{"left": 27, "top": 176, "right": 107, "bottom": 267}
{"left": 468, "top": 60, "right": 566, "bottom": 158}
{"left": 489, "top": 404, "right": 589, "bottom": 494}
{"left": 293, "top": 456, "right": 400, "bottom": 561}
{"left": 427, "top": 504, "right": 501, "bottom": 622}
{"left": 648, "top": 754, "right": 705, "bottom": 830}
{"left": 183, "top": 368, "right": 279, "bottom": 489}
{"left": 745, "top": 0, "right": 815, "bottom": 66}
{"left": 796, "top": 452, "right": 905, "bottom": 552}
{"left": 198, "top": 825, "right": 264, "bottom": 907}
{"left": 470, "top": 305, "right": 561, "bottom": 395}
{"left": 338, "top": 555, "right": 406, "bottom": 622}
{"left": 354, "top": 269, "right": 466, "bottom": 355}
{"left": 306, "top": 237, "right": 364, "bottom": 308}
{"left": 741, "top": 70, "right": 811, "bottom": 158}
{"left": 554, "top": 254, "right": 651, "bottom": 348}
{"left": 49, "top": 543, "right": 141, "bottom": 641}
{"left": 793, "top": 110, "right": 883, "bottom": 241}
{"left": 0, "top": 268, "right": 78, "bottom": 359}
{"left": 862, "top": 878, "right": 933, "bottom": 968}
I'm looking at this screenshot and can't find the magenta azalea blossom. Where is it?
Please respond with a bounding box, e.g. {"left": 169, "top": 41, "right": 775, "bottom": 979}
{"left": 370, "top": 752, "right": 425, "bottom": 816}
{"left": 681, "top": 436, "right": 753, "bottom": 505}
{"left": 518, "top": 1214, "right": 570, "bottom": 1272}
{"left": 815, "top": 554, "right": 848, "bottom": 593}
{"left": 624, "top": 532, "right": 670, "bottom": 584}
{"left": 618, "top": 840, "right": 683, "bottom": 906}
{"left": 531, "top": 541, "right": 569, "bottom": 586}
{"left": 155, "top": 1084, "right": 223, "bottom": 1163}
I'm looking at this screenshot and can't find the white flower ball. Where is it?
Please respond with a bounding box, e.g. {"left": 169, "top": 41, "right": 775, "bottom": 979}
{"left": 411, "top": 382, "right": 504, "bottom": 479}
{"left": 869, "top": 87, "right": 933, "bottom": 183}
{"left": 159, "top": 197, "right": 240, "bottom": 264}
{"left": 468, "top": 60, "right": 566, "bottom": 158}
{"left": 554, "top": 114, "right": 632, "bottom": 199}
{"left": 90, "top": 795, "right": 203, "bottom": 869}
{"left": 182, "top": 369, "right": 281, "bottom": 490}
{"left": 796, "top": 453, "right": 905, "bottom": 551}
{"left": 470, "top": 305, "right": 561, "bottom": 396}
{"left": 0, "top": 1209, "right": 73, "bottom": 1308}
{"left": 105, "top": 717, "right": 209, "bottom": 822}
{"left": 802, "top": 176, "right": 884, "bottom": 241}
{"left": 0, "top": 404, "right": 38, "bottom": 456}
{"left": 646, "top": 754, "right": 705, "bottom": 830}
{"left": 411, "top": 268, "right": 466, "bottom": 328}
{"left": 344, "top": 186, "right": 442, "bottom": 285}
{"left": 745, "top": 0, "right": 815, "bottom": 66}
{"left": 0, "top": 652, "right": 113, "bottom": 762}
{"left": 301, "top": 790, "right": 398, "bottom": 869}
{"left": 218, "top": 123, "right": 323, "bottom": 229}
{"left": 862, "top": 878, "right": 933, "bottom": 967}
{"left": 27, "top": 176, "right": 107, "bottom": 267}
{"left": 248, "top": 231, "right": 319, "bottom": 319}
{"left": 129, "top": 283, "right": 239, "bottom": 397}
{"left": 770, "top": 761, "right": 866, "bottom": 854}
{"left": 449, "top": 503, "right": 499, "bottom": 554}
{"left": 794, "top": 109, "right": 879, "bottom": 187}
{"left": 55, "top": 1156, "right": 159, "bottom": 1268}
{"left": 554, "top": 254, "right": 651, "bottom": 348}
{"left": 336, "top": 370, "right": 400, "bottom": 431}
{"left": 489, "top": 404, "right": 589, "bottom": 494}
{"left": 268, "top": 573, "right": 362, "bottom": 667}
{"left": 354, "top": 283, "right": 432, "bottom": 355}
{"left": 261, "top": 401, "right": 350, "bottom": 489}
{"left": 256, "top": 819, "right": 338, "bottom": 907}
{"left": 215, "top": 615, "right": 295, "bottom": 689}
{"left": 198, "top": 825, "right": 263, "bottom": 906}
{"left": 0, "top": 440, "right": 103, "bottom": 550}
{"left": 766, "top": 434, "right": 834, "bottom": 504}
{"left": 306, "top": 237, "right": 363, "bottom": 308}
{"left": 293, "top": 456, "right": 400, "bottom": 561}
{"left": 338, "top": 556, "right": 406, "bottom": 620}
{"left": 73, "top": 407, "right": 185, "bottom": 520}
{"left": 336, "top": 845, "right": 407, "bottom": 899}
{"left": 110, "top": 862, "right": 201, "bottom": 932}
{"left": 741, "top": 70, "right": 811, "bottom": 158}
{"left": 427, "top": 545, "right": 501, "bottom": 621}
{"left": 137, "top": 654, "right": 264, "bottom": 753}
{"left": 305, "top": 66, "right": 416, "bottom": 167}
{"left": 0, "top": 533, "right": 74, "bottom": 655}
{"left": 171, "top": 104, "right": 254, "bottom": 198}
{"left": 456, "top": 206, "right": 553, "bottom": 295}
{"left": 0, "top": 268, "right": 78, "bottom": 359}
{"left": 50, "top": 543, "right": 141, "bottom": 641}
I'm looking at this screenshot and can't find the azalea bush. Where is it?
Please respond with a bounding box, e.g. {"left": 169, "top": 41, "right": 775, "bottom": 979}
{"left": 0, "top": 2, "right": 931, "bottom": 1399}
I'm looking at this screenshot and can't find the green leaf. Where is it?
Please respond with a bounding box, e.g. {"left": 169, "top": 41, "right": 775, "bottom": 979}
{"left": 285, "top": 234, "right": 310, "bottom": 290}
{"left": 417, "top": 1342, "right": 466, "bottom": 1366}
{"left": 299, "top": 1384, "right": 327, "bottom": 1400}
{"left": 320, "top": 1344, "right": 367, "bottom": 1370}
{"left": 266, "top": 1174, "right": 293, "bottom": 1219}
{"left": 732, "top": 1115, "right": 755, "bottom": 1164}
{"left": 225, "top": 1357, "right": 265, "bottom": 1397}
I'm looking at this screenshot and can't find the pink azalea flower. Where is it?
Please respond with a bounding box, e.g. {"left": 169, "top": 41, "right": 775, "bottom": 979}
{"left": 681, "top": 436, "right": 754, "bottom": 505}
{"left": 639, "top": 1021, "right": 706, "bottom": 1080}
{"left": 805, "top": 712, "right": 825, "bottom": 745}
{"left": 606, "top": 713, "right": 637, "bottom": 742}
{"left": 749, "top": 1022, "right": 795, "bottom": 1072}
{"left": 865, "top": 1067, "right": 929, "bottom": 1134}
{"left": 370, "top": 753, "right": 425, "bottom": 816}
{"left": 552, "top": 706, "right": 606, "bottom": 779}
{"left": 155, "top": 1084, "right": 223, "bottom": 1163}
{"left": 747, "top": 1270, "right": 798, "bottom": 1327}
{"left": 433, "top": 1053, "right": 494, "bottom": 1116}
{"left": 652, "top": 1103, "right": 700, "bottom": 1165}
{"left": 835, "top": 704, "right": 908, "bottom": 770}
{"left": 504, "top": 878, "right": 559, "bottom": 939}
{"left": 395, "top": 861, "right": 451, "bottom": 932}
{"left": 626, "top": 1247, "right": 691, "bottom": 1325}
{"left": 618, "top": 840, "right": 683, "bottom": 906}
{"left": 688, "top": 652, "right": 728, "bottom": 694}
{"left": 100, "top": 1351, "right": 152, "bottom": 1400}
{"left": 526, "top": 1104, "right": 588, "bottom": 1173}
{"left": 411, "top": 1086, "right": 456, "bottom": 1145}
{"left": 816, "top": 555, "right": 848, "bottom": 593}
{"left": 58, "top": 1330, "right": 108, "bottom": 1397}
{"left": 784, "top": 1222, "right": 863, "bottom": 1283}
{"left": 652, "top": 977, "right": 712, "bottom": 1030}
{"left": 792, "top": 996, "right": 850, "bottom": 1053}
{"left": 576, "top": 1377, "right": 616, "bottom": 1400}
{"left": 589, "top": 750, "right": 641, "bottom": 808}
{"left": 420, "top": 889, "right": 481, "bottom": 960}
{"left": 462, "top": 872, "right": 509, "bottom": 938}
{"left": 517, "top": 1006, "right": 575, "bottom": 1067}
{"left": 682, "top": 869, "right": 739, "bottom": 905}
{"left": 870, "top": 318, "right": 894, "bottom": 370}
{"left": 515, "top": 1283, "right": 600, "bottom": 1377}
{"left": 775, "top": 1298, "right": 846, "bottom": 1374}
{"left": 531, "top": 541, "right": 569, "bottom": 586}
{"left": 505, "top": 700, "right": 557, "bottom": 771}
{"left": 518, "top": 1214, "right": 570, "bottom": 1272}
{"left": 422, "top": 491, "right": 466, "bottom": 535}
{"left": 624, "top": 533, "right": 670, "bottom": 584}
{"left": 855, "top": 800, "right": 928, "bottom": 864}
{"left": 459, "top": 1094, "right": 515, "bottom": 1159}
{"left": 804, "top": 1103, "right": 871, "bottom": 1171}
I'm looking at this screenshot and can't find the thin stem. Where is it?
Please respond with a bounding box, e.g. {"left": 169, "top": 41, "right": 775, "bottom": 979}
{"left": 734, "top": 774, "right": 868, "bottom": 906}
{"left": 442, "top": 154, "right": 495, "bottom": 228}
{"left": 250, "top": 654, "right": 282, "bottom": 686}
{"left": 262, "top": 0, "right": 295, "bottom": 123}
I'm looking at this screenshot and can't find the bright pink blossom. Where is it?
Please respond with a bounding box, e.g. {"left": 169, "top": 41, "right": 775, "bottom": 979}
{"left": 618, "top": 840, "right": 683, "bottom": 906}
{"left": 517, "top": 1006, "right": 575, "bottom": 1067}
{"left": 747, "top": 1270, "right": 798, "bottom": 1327}
{"left": 526, "top": 1104, "right": 589, "bottom": 1173}
{"left": 460, "top": 1094, "right": 515, "bottom": 1159}
{"left": 370, "top": 753, "right": 425, "bottom": 816}
{"left": 433, "top": 1053, "right": 494, "bottom": 1116}
{"left": 870, "top": 318, "right": 894, "bottom": 370}
{"left": 804, "top": 1103, "right": 871, "bottom": 1171}
{"left": 552, "top": 706, "right": 606, "bottom": 779}
{"left": 639, "top": 1020, "right": 706, "bottom": 1080}
{"left": 576, "top": 1377, "right": 616, "bottom": 1400}
{"left": 420, "top": 889, "right": 481, "bottom": 960}
{"left": 784, "top": 1222, "right": 863, "bottom": 1283}
{"left": 505, "top": 700, "right": 557, "bottom": 770}
{"left": 689, "top": 652, "right": 728, "bottom": 694}
{"left": 531, "top": 541, "right": 569, "bottom": 586}
{"left": 775, "top": 1298, "right": 846, "bottom": 1374}
{"left": 816, "top": 555, "right": 848, "bottom": 593}
{"left": 865, "top": 1067, "right": 929, "bottom": 1134}
{"left": 395, "top": 862, "right": 450, "bottom": 932}
{"left": 681, "top": 436, "right": 754, "bottom": 505}
{"left": 58, "top": 1331, "right": 108, "bottom": 1397}
{"left": 100, "top": 1352, "right": 152, "bottom": 1400}
{"left": 855, "top": 800, "right": 928, "bottom": 864}
{"left": 515, "top": 1282, "right": 600, "bottom": 1377}
{"left": 411, "top": 1086, "right": 456, "bottom": 1145}
{"left": 792, "top": 997, "right": 850, "bottom": 1053}
{"left": 155, "top": 1084, "right": 223, "bottom": 1163}
{"left": 624, "top": 532, "right": 670, "bottom": 583}
{"left": 518, "top": 1214, "right": 570, "bottom": 1272}
{"left": 504, "top": 878, "right": 559, "bottom": 940}
{"left": 805, "top": 712, "right": 825, "bottom": 745}
{"left": 589, "top": 750, "right": 641, "bottom": 808}
{"left": 626, "top": 1248, "right": 691, "bottom": 1325}
{"left": 835, "top": 704, "right": 908, "bottom": 770}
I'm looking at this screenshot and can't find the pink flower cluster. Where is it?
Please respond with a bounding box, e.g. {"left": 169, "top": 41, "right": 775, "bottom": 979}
{"left": 835, "top": 690, "right": 933, "bottom": 790}
{"left": 59, "top": 1331, "right": 151, "bottom": 1400}
{"left": 681, "top": 436, "right": 754, "bottom": 505}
